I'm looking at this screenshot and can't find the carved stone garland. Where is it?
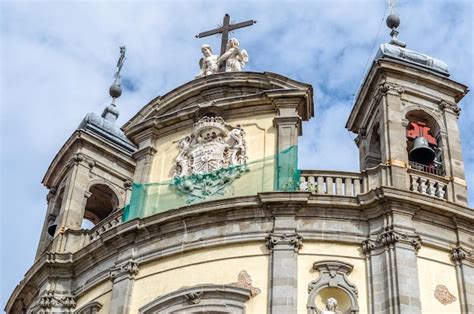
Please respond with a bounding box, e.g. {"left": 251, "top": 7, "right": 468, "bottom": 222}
{"left": 173, "top": 116, "right": 247, "bottom": 203}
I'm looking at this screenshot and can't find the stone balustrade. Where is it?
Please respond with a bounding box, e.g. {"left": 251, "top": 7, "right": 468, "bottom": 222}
{"left": 408, "top": 169, "right": 448, "bottom": 200}
{"left": 299, "top": 170, "right": 364, "bottom": 197}
{"left": 89, "top": 209, "right": 123, "bottom": 241}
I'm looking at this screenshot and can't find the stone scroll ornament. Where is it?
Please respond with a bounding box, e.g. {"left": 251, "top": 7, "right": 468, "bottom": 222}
{"left": 173, "top": 116, "right": 247, "bottom": 203}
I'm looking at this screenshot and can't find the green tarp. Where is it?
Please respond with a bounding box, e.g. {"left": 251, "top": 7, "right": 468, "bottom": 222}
{"left": 123, "top": 145, "right": 299, "bottom": 222}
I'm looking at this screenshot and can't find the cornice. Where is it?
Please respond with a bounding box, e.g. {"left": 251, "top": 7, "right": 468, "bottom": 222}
{"left": 7, "top": 188, "right": 474, "bottom": 312}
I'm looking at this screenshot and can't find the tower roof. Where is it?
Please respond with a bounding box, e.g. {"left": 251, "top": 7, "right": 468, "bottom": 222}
{"left": 376, "top": 43, "right": 449, "bottom": 76}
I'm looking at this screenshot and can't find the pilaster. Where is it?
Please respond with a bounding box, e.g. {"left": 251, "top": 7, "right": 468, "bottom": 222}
{"left": 108, "top": 260, "right": 139, "bottom": 314}
{"left": 273, "top": 98, "right": 301, "bottom": 191}
{"left": 266, "top": 210, "right": 302, "bottom": 314}
{"left": 362, "top": 229, "right": 422, "bottom": 314}
{"left": 379, "top": 82, "right": 409, "bottom": 190}
{"left": 132, "top": 146, "right": 157, "bottom": 184}
{"left": 451, "top": 247, "right": 474, "bottom": 313}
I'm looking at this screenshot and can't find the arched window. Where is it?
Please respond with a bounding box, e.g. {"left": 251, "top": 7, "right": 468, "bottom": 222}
{"left": 139, "top": 284, "right": 252, "bottom": 314}
{"left": 47, "top": 187, "right": 65, "bottom": 237}
{"left": 82, "top": 184, "right": 119, "bottom": 229}
{"left": 406, "top": 111, "right": 444, "bottom": 175}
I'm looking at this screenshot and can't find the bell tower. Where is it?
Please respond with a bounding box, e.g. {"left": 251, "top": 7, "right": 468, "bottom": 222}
{"left": 346, "top": 13, "right": 469, "bottom": 205}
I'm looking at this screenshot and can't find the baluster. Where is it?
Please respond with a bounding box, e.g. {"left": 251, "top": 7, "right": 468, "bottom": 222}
{"left": 326, "top": 177, "right": 334, "bottom": 195}
{"left": 317, "top": 176, "right": 325, "bottom": 194}
{"left": 354, "top": 179, "right": 361, "bottom": 195}
{"left": 410, "top": 175, "right": 418, "bottom": 192}
{"left": 335, "top": 177, "right": 343, "bottom": 195}
{"left": 417, "top": 177, "right": 428, "bottom": 194}
{"left": 427, "top": 180, "right": 436, "bottom": 196}
{"left": 299, "top": 176, "right": 308, "bottom": 191}
{"left": 344, "top": 177, "right": 353, "bottom": 196}
{"left": 436, "top": 183, "right": 446, "bottom": 199}
{"left": 308, "top": 176, "right": 317, "bottom": 193}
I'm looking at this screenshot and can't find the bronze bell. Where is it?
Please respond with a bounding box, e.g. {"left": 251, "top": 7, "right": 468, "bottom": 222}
{"left": 47, "top": 216, "right": 58, "bottom": 237}
{"left": 409, "top": 136, "right": 436, "bottom": 165}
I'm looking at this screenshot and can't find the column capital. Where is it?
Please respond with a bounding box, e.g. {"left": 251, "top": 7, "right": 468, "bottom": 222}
{"left": 109, "top": 260, "right": 139, "bottom": 282}
{"left": 451, "top": 246, "right": 470, "bottom": 265}
{"left": 265, "top": 232, "right": 303, "bottom": 252}
{"left": 362, "top": 229, "right": 421, "bottom": 255}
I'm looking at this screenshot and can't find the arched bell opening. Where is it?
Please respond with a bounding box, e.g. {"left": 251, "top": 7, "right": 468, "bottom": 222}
{"left": 365, "top": 122, "right": 382, "bottom": 168}
{"left": 82, "top": 184, "right": 119, "bottom": 229}
{"left": 406, "top": 110, "right": 444, "bottom": 175}
{"left": 47, "top": 187, "right": 65, "bottom": 237}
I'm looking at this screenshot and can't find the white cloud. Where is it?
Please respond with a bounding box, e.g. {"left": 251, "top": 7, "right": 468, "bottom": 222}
{"left": 1, "top": 0, "right": 472, "bottom": 308}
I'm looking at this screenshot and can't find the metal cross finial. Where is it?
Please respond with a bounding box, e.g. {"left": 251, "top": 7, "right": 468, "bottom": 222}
{"left": 113, "top": 46, "right": 126, "bottom": 85}
{"left": 388, "top": 0, "right": 398, "bottom": 14}
{"left": 195, "top": 14, "right": 256, "bottom": 71}
{"left": 109, "top": 46, "right": 126, "bottom": 101}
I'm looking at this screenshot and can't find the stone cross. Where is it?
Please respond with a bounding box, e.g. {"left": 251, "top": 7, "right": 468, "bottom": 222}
{"left": 195, "top": 14, "right": 256, "bottom": 71}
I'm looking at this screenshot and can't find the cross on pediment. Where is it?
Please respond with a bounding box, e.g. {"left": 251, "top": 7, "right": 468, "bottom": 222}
{"left": 195, "top": 14, "right": 256, "bottom": 62}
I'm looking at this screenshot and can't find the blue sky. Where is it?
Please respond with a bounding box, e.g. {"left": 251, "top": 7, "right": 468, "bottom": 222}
{"left": 1, "top": 0, "right": 473, "bottom": 308}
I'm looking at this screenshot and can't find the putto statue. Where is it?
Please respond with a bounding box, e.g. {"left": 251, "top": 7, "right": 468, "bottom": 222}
{"left": 195, "top": 14, "right": 255, "bottom": 77}
{"left": 218, "top": 38, "right": 249, "bottom": 72}
{"left": 196, "top": 38, "right": 249, "bottom": 77}
{"left": 196, "top": 44, "right": 219, "bottom": 78}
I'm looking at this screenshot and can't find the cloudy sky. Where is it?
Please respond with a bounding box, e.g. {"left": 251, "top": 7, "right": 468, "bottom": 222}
{"left": 1, "top": 0, "right": 472, "bottom": 307}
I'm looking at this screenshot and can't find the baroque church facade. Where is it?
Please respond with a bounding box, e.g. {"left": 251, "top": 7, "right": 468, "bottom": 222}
{"left": 6, "top": 13, "right": 473, "bottom": 314}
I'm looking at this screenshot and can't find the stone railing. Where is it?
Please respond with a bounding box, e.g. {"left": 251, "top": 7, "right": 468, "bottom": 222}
{"left": 408, "top": 169, "right": 448, "bottom": 200}
{"left": 89, "top": 209, "right": 123, "bottom": 241}
{"left": 299, "top": 170, "right": 364, "bottom": 197}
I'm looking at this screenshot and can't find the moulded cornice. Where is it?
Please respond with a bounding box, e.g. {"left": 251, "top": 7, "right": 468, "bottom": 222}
{"left": 123, "top": 71, "right": 313, "bottom": 132}
{"left": 42, "top": 130, "right": 136, "bottom": 189}
{"left": 125, "top": 88, "right": 312, "bottom": 143}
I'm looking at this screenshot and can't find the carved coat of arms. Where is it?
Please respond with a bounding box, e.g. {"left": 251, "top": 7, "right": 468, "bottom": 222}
{"left": 173, "top": 116, "right": 247, "bottom": 202}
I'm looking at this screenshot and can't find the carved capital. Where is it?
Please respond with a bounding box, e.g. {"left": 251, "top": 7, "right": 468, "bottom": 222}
{"left": 265, "top": 233, "right": 303, "bottom": 251}
{"left": 379, "top": 82, "right": 405, "bottom": 96}
{"left": 439, "top": 100, "right": 461, "bottom": 117}
{"left": 109, "top": 260, "right": 139, "bottom": 281}
{"left": 38, "top": 291, "right": 76, "bottom": 310}
{"left": 451, "top": 247, "right": 470, "bottom": 264}
{"left": 362, "top": 230, "right": 421, "bottom": 254}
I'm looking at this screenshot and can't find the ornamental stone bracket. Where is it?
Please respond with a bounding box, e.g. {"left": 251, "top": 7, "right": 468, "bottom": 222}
{"left": 37, "top": 290, "right": 76, "bottom": 312}
{"left": 378, "top": 81, "right": 405, "bottom": 96}
{"left": 265, "top": 232, "right": 303, "bottom": 252}
{"left": 439, "top": 100, "right": 461, "bottom": 118}
{"left": 108, "top": 260, "right": 139, "bottom": 282}
{"left": 451, "top": 246, "right": 471, "bottom": 265}
{"left": 307, "top": 260, "right": 359, "bottom": 314}
{"left": 184, "top": 290, "right": 203, "bottom": 305}
{"left": 361, "top": 229, "right": 422, "bottom": 255}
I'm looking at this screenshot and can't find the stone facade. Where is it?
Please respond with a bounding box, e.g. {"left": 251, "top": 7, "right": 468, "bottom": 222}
{"left": 5, "top": 59, "right": 473, "bottom": 313}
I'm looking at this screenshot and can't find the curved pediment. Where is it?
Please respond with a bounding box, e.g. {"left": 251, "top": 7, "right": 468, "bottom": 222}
{"left": 123, "top": 72, "right": 313, "bottom": 141}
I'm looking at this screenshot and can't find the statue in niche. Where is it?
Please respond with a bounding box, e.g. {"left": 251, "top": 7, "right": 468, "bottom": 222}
{"left": 196, "top": 44, "right": 219, "bottom": 78}
{"left": 321, "top": 297, "right": 338, "bottom": 314}
{"left": 218, "top": 38, "right": 249, "bottom": 72}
